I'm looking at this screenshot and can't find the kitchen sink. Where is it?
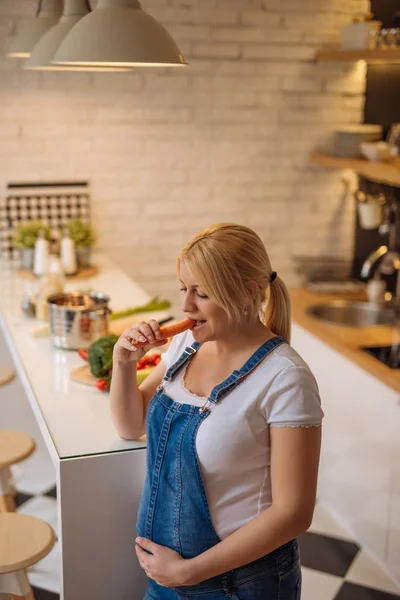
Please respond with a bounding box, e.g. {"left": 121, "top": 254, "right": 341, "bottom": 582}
{"left": 306, "top": 300, "right": 396, "bottom": 328}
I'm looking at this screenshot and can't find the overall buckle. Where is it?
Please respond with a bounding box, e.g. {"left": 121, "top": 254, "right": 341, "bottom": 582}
{"left": 199, "top": 399, "right": 212, "bottom": 414}
{"left": 183, "top": 345, "right": 197, "bottom": 355}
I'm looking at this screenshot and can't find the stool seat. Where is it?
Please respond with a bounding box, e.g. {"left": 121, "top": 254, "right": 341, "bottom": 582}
{"left": 0, "top": 430, "right": 35, "bottom": 469}
{"left": 0, "top": 365, "right": 15, "bottom": 386}
{"left": 0, "top": 513, "right": 56, "bottom": 574}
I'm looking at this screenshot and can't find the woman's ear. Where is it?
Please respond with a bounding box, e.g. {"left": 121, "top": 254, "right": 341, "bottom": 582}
{"left": 247, "top": 281, "right": 258, "bottom": 300}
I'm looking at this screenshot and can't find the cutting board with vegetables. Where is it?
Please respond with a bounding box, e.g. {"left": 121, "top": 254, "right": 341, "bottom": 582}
{"left": 70, "top": 363, "right": 158, "bottom": 387}
{"left": 70, "top": 341, "right": 162, "bottom": 391}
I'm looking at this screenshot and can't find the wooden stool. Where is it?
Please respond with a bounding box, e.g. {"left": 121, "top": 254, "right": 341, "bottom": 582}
{"left": 0, "top": 365, "right": 15, "bottom": 386}
{"left": 0, "top": 512, "right": 56, "bottom": 599}
{"left": 0, "top": 431, "right": 36, "bottom": 513}
{"left": 0, "top": 368, "right": 17, "bottom": 499}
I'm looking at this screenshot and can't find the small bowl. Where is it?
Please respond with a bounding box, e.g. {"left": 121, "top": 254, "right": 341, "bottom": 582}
{"left": 360, "top": 141, "right": 398, "bottom": 162}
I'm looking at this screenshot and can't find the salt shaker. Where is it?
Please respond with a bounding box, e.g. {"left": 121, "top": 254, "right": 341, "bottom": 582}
{"left": 33, "top": 230, "right": 49, "bottom": 277}
{"left": 48, "top": 255, "right": 65, "bottom": 293}
{"left": 60, "top": 230, "right": 77, "bottom": 275}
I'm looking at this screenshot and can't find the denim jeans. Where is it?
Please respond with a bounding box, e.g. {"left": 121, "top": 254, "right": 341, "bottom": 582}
{"left": 144, "top": 539, "right": 301, "bottom": 599}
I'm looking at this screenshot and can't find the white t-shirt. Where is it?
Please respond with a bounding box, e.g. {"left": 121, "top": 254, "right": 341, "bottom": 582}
{"left": 161, "top": 330, "right": 324, "bottom": 540}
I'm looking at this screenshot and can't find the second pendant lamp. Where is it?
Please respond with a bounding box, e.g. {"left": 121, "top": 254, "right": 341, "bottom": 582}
{"left": 7, "top": 0, "right": 63, "bottom": 58}
{"left": 52, "top": 0, "right": 187, "bottom": 68}
{"left": 25, "top": 0, "right": 131, "bottom": 71}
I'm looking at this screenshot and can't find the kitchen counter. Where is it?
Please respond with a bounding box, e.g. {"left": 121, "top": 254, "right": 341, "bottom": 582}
{"left": 0, "top": 253, "right": 162, "bottom": 460}
{"left": 0, "top": 252, "right": 164, "bottom": 599}
{"left": 290, "top": 287, "right": 400, "bottom": 394}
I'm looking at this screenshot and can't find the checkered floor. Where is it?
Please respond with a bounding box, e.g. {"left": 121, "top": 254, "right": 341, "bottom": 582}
{"left": 12, "top": 474, "right": 400, "bottom": 600}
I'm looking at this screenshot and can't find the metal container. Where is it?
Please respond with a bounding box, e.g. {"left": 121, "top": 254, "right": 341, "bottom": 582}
{"left": 47, "top": 291, "right": 110, "bottom": 350}
{"left": 20, "top": 248, "right": 34, "bottom": 271}
{"left": 76, "top": 246, "right": 92, "bottom": 269}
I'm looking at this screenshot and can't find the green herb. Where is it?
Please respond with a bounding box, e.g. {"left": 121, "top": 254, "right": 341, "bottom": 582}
{"left": 66, "top": 219, "right": 96, "bottom": 249}
{"left": 109, "top": 296, "right": 171, "bottom": 321}
{"left": 88, "top": 334, "right": 118, "bottom": 378}
{"left": 12, "top": 221, "right": 51, "bottom": 249}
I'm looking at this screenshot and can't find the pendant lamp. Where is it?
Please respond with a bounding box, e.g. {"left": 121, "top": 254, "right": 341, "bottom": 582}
{"left": 7, "top": 0, "right": 63, "bottom": 58}
{"left": 25, "top": 0, "right": 131, "bottom": 71}
{"left": 52, "top": 0, "right": 187, "bottom": 68}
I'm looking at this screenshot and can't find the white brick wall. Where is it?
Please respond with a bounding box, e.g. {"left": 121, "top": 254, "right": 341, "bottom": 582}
{"left": 0, "top": 0, "right": 369, "bottom": 310}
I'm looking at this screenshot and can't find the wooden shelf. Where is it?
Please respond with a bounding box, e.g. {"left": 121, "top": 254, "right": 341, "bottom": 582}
{"left": 311, "top": 153, "right": 400, "bottom": 187}
{"left": 316, "top": 47, "right": 400, "bottom": 63}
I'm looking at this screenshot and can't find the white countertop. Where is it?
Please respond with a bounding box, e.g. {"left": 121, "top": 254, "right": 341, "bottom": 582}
{"left": 0, "top": 253, "right": 166, "bottom": 461}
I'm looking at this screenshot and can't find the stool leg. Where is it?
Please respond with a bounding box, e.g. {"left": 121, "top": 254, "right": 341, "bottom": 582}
{"left": 0, "top": 569, "right": 35, "bottom": 599}
{"left": 11, "top": 592, "right": 35, "bottom": 600}
{"left": 0, "top": 468, "right": 16, "bottom": 512}
{"left": 0, "top": 494, "right": 16, "bottom": 512}
{"left": 6, "top": 466, "right": 17, "bottom": 497}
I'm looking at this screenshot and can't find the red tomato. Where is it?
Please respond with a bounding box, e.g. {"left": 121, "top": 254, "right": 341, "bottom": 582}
{"left": 152, "top": 355, "right": 161, "bottom": 366}
{"left": 96, "top": 379, "right": 108, "bottom": 392}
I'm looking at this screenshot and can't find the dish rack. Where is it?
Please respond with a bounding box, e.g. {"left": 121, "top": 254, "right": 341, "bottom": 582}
{"left": 292, "top": 255, "right": 353, "bottom": 284}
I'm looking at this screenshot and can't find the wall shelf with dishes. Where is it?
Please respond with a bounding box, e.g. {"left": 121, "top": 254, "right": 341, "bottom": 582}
{"left": 311, "top": 153, "right": 400, "bottom": 187}
{"left": 311, "top": 12, "right": 400, "bottom": 187}
{"left": 315, "top": 12, "right": 400, "bottom": 64}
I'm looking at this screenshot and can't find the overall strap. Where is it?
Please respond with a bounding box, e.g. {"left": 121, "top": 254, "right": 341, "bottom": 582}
{"left": 163, "top": 341, "right": 202, "bottom": 382}
{"left": 200, "top": 336, "right": 287, "bottom": 413}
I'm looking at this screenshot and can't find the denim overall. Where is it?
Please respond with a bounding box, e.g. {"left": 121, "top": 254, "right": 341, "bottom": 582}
{"left": 136, "top": 336, "right": 302, "bottom": 600}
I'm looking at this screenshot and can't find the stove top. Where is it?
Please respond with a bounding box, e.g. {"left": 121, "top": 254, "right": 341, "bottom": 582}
{"left": 361, "top": 345, "right": 400, "bottom": 369}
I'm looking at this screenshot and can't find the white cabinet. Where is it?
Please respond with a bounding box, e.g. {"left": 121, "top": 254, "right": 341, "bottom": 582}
{"left": 387, "top": 403, "right": 400, "bottom": 582}
{"left": 292, "top": 323, "right": 400, "bottom": 582}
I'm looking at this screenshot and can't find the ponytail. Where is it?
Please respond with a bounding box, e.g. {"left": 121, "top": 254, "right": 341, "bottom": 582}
{"left": 262, "top": 274, "right": 292, "bottom": 343}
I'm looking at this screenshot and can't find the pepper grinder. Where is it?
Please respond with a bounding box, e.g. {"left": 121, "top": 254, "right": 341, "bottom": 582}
{"left": 60, "top": 229, "right": 77, "bottom": 275}
{"left": 33, "top": 230, "right": 49, "bottom": 277}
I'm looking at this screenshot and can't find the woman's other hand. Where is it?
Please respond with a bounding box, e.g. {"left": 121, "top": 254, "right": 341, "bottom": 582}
{"left": 135, "top": 537, "right": 196, "bottom": 587}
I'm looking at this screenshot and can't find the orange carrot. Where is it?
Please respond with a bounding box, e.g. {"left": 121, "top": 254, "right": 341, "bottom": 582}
{"left": 133, "top": 318, "right": 195, "bottom": 347}
{"left": 160, "top": 318, "right": 195, "bottom": 339}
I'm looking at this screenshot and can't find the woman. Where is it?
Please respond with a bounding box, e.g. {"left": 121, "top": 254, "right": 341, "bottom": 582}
{"left": 110, "top": 223, "right": 323, "bottom": 600}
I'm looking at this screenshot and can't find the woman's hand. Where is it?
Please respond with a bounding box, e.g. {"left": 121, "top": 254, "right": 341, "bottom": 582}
{"left": 135, "top": 537, "right": 195, "bottom": 587}
{"left": 113, "top": 320, "right": 168, "bottom": 364}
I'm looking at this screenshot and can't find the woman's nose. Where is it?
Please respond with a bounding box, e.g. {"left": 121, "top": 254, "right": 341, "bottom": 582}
{"left": 181, "top": 292, "right": 196, "bottom": 314}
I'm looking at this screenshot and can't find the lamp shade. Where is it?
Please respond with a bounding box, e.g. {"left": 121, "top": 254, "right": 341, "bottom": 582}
{"left": 7, "top": 0, "right": 63, "bottom": 58}
{"left": 25, "top": 0, "right": 132, "bottom": 71}
{"left": 52, "top": 0, "right": 186, "bottom": 68}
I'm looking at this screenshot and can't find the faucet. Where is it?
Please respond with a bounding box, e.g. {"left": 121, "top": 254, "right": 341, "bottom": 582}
{"left": 361, "top": 197, "right": 400, "bottom": 306}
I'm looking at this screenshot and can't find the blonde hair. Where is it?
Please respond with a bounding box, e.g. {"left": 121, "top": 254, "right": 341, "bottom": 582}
{"left": 178, "top": 223, "right": 291, "bottom": 342}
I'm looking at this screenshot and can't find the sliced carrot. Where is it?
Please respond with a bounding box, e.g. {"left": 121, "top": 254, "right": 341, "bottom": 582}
{"left": 133, "top": 318, "right": 195, "bottom": 347}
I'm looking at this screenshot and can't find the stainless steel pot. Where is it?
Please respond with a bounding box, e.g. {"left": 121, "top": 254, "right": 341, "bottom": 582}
{"left": 47, "top": 292, "right": 110, "bottom": 350}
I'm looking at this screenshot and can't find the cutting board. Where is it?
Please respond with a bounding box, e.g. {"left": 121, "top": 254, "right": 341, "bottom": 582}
{"left": 70, "top": 364, "right": 98, "bottom": 387}
{"left": 69, "top": 364, "right": 147, "bottom": 443}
